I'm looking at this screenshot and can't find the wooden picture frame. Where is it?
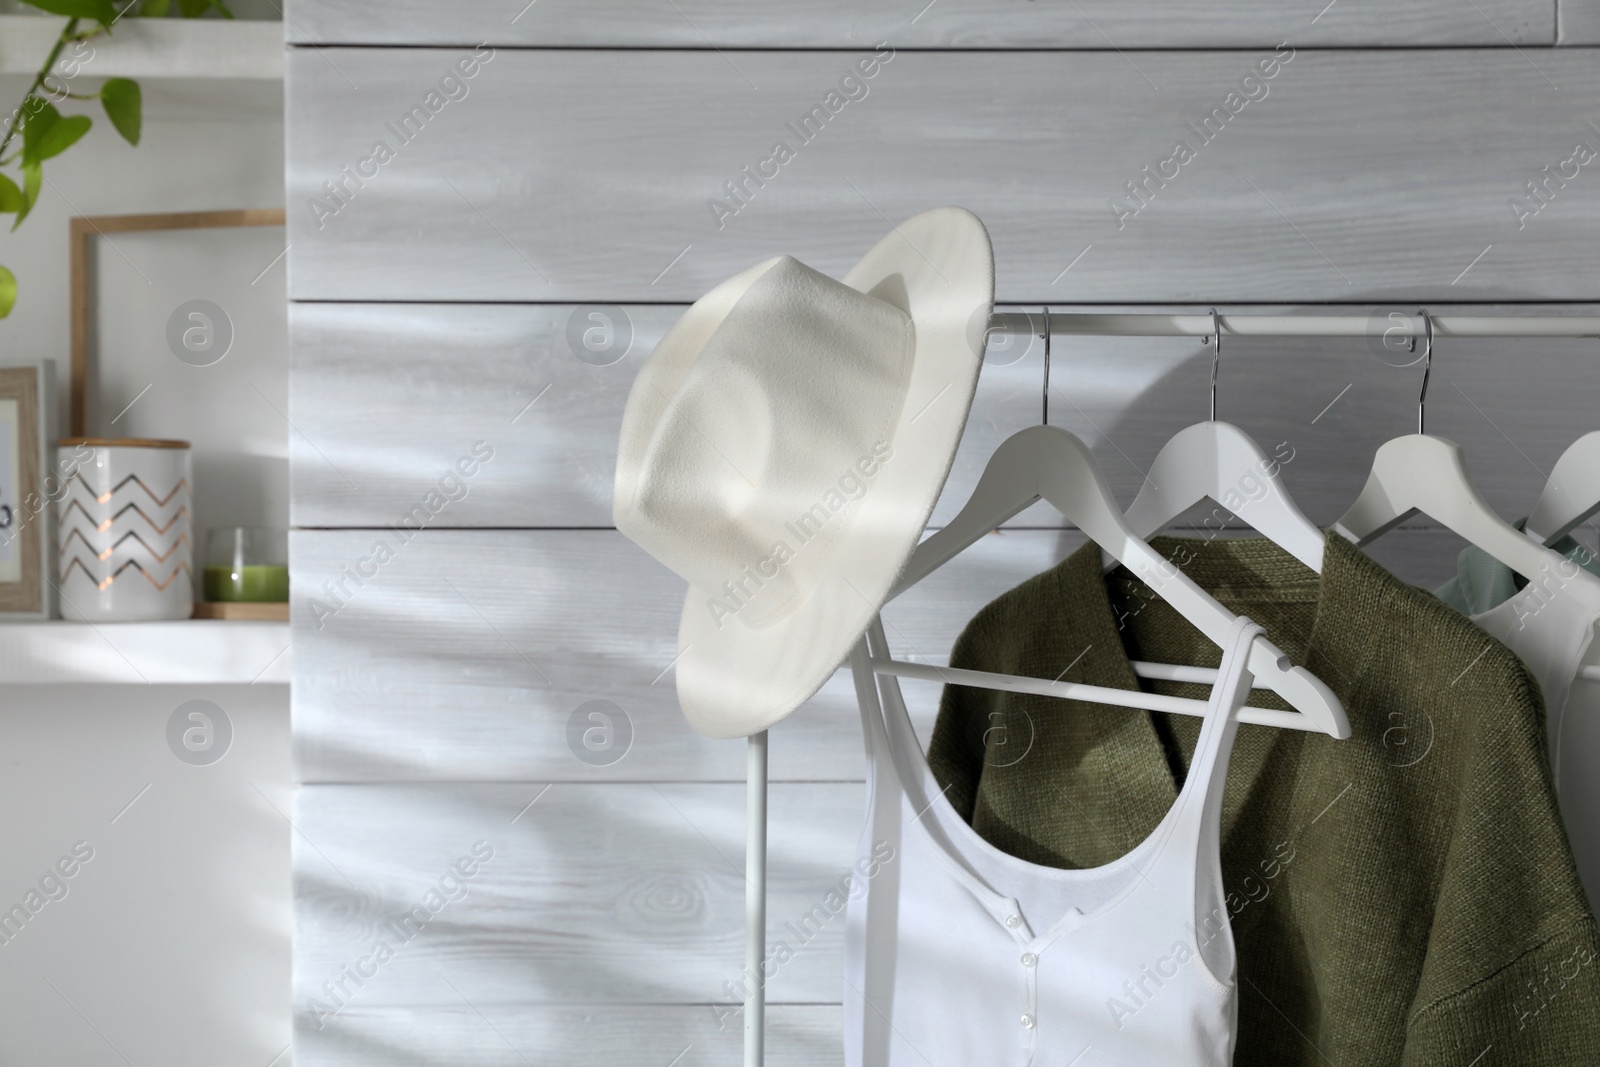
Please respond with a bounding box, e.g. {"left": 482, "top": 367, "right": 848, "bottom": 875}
{"left": 69, "top": 208, "right": 287, "bottom": 437}
{"left": 0, "top": 361, "right": 58, "bottom": 618}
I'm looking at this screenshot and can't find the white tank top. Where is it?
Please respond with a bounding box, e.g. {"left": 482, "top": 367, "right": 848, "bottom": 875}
{"left": 844, "top": 615, "right": 1263, "bottom": 1067}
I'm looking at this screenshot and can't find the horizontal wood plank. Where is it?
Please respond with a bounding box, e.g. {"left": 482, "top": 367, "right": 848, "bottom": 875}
{"left": 287, "top": 49, "right": 1600, "bottom": 303}
{"left": 293, "top": 782, "right": 861, "bottom": 1006}
{"left": 280, "top": 0, "right": 1552, "bottom": 48}
{"left": 290, "top": 526, "right": 1486, "bottom": 783}
{"left": 296, "top": 1003, "right": 839, "bottom": 1067}
{"left": 287, "top": 301, "right": 1052, "bottom": 528}
{"left": 291, "top": 302, "right": 1600, "bottom": 532}
{"left": 289, "top": 527, "right": 1071, "bottom": 783}
{"left": 1560, "top": 0, "right": 1600, "bottom": 43}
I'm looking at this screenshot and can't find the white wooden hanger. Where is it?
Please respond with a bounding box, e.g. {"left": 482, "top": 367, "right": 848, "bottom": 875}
{"left": 880, "top": 315, "right": 1349, "bottom": 738}
{"left": 1105, "top": 309, "right": 1325, "bottom": 573}
{"left": 1332, "top": 310, "right": 1570, "bottom": 581}
{"left": 1525, "top": 430, "right": 1600, "bottom": 545}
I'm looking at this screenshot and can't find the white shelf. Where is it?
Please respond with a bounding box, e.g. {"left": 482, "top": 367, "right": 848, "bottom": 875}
{"left": 0, "top": 16, "right": 282, "bottom": 80}
{"left": 0, "top": 620, "right": 289, "bottom": 685}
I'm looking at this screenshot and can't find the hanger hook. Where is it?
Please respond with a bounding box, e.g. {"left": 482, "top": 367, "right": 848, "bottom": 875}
{"left": 1041, "top": 305, "right": 1051, "bottom": 426}
{"left": 1416, "top": 308, "right": 1433, "bottom": 435}
{"left": 1206, "top": 308, "right": 1222, "bottom": 422}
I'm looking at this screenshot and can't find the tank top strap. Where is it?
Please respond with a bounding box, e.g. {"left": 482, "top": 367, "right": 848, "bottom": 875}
{"left": 855, "top": 615, "right": 914, "bottom": 781}
{"left": 1186, "top": 615, "right": 1264, "bottom": 808}
{"left": 1149, "top": 615, "right": 1264, "bottom": 872}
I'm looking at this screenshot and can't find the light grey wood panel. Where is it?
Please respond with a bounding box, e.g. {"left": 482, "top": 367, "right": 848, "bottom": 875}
{"left": 286, "top": 301, "right": 661, "bottom": 529}
{"left": 297, "top": 1003, "right": 839, "bottom": 1067}
{"left": 293, "top": 783, "right": 860, "bottom": 1006}
{"left": 1560, "top": 0, "right": 1600, "bottom": 43}
{"left": 292, "top": 525, "right": 1480, "bottom": 783}
{"left": 287, "top": 302, "right": 1050, "bottom": 529}
{"left": 281, "top": 0, "right": 1551, "bottom": 48}
{"left": 291, "top": 301, "right": 1600, "bottom": 532}
{"left": 290, "top": 527, "right": 1076, "bottom": 783}
{"left": 286, "top": 49, "right": 1600, "bottom": 303}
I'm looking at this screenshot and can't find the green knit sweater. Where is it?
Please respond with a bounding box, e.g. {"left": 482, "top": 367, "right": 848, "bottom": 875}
{"left": 927, "top": 531, "right": 1600, "bottom": 1065}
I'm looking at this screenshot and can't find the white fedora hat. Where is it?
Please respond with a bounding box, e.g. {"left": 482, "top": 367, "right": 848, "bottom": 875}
{"left": 614, "top": 206, "right": 994, "bottom": 739}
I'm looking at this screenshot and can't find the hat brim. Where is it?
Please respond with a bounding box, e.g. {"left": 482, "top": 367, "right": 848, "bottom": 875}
{"left": 672, "top": 206, "right": 995, "bottom": 739}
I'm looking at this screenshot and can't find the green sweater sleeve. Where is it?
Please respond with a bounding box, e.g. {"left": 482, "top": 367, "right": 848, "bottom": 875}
{"left": 1395, "top": 620, "right": 1600, "bottom": 1064}
{"left": 1404, "top": 921, "right": 1600, "bottom": 1065}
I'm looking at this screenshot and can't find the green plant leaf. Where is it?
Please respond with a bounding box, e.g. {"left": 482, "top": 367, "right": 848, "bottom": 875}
{"left": 35, "top": 114, "right": 90, "bottom": 163}
{"left": 19, "top": 0, "right": 117, "bottom": 23}
{"left": 12, "top": 164, "right": 41, "bottom": 231}
{"left": 141, "top": 0, "right": 170, "bottom": 13}
{"left": 100, "top": 78, "right": 141, "bottom": 145}
{"left": 0, "top": 174, "right": 22, "bottom": 214}
{"left": 209, "top": 0, "right": 234, "bottom": 17}
{"left": 177, "top": 0, "right": 208, "bottom": 15}
{"left": 18, "top": 101, "right": 89, "bottom": 166}
{"left": 21, "top": 101, "right": 59, "bottom": 167}
{"left": 0, "top": 266, "right": 15, "bottom": 319}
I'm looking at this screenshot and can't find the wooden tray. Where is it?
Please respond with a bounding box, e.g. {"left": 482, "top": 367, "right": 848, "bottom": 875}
{"left": 192, "top": 601, "right": 289, "bottom": 621}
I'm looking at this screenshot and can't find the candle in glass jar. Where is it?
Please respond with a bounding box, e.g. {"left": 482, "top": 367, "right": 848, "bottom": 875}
{"left": 203, "top": 564, "right": 289, "bottom": 603}
{"left": 203, "top": 527, "right": 289, "bottom": 604}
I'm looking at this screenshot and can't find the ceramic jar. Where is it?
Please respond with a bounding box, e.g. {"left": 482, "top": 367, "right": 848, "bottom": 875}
{"left": 57, "top": 438, "right": 192, "bottom": 621}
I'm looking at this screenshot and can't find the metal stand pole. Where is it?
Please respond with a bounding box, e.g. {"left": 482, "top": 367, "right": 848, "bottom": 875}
{"left": 745, "top": 730, "right": 768, "bottom": 1067}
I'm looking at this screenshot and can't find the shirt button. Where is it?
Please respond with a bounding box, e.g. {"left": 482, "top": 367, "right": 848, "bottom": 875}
{"left": 1020, "top": 1014, "right": 1035, "bottom": 1029}
{"left": 1005, "top": 915, "right": 1022, "bottom": 929}
{"left": 1020, "top": 952, "right": 1037, "bottom": 967}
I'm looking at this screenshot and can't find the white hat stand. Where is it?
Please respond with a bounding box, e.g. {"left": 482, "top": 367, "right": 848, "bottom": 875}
{"left": 745, "top": 730, "right": 767, "bottom": 1067}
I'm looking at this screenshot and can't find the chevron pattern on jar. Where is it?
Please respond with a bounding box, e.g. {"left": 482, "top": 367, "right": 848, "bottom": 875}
{"left": 57, "top": 468, "right": 192, "bottom": 593}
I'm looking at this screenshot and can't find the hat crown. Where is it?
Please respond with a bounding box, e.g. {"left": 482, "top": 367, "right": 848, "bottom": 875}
{"left": 616, "top": 255, "right": 915, "bottom": 631}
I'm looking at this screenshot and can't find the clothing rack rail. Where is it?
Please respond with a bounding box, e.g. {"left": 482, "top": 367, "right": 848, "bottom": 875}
{"left": 986, "top": 311, "right": 1600, "bottom": 338}
{"left": 741, "top": 307, "right": 1600, "bottom": 1067}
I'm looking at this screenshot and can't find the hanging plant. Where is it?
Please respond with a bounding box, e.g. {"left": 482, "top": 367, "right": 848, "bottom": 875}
{"left": 0, "top": 0, "right": 233, "bottom": 318}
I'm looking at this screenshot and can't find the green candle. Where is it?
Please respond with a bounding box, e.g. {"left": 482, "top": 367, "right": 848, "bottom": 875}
{"left": 203, "top": 564, "right": 289, "bottom": 603}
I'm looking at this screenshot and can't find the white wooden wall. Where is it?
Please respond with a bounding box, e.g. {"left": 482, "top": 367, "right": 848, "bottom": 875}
{"left": 284, "top": 4, "right": 1600, "bottom": 1063}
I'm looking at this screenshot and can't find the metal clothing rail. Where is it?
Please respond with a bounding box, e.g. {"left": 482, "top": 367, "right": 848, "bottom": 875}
{"left": 742, "top": 307, "right": 1600, "bottom": 1067}
{"left": 986, "top": 311, "right": 1600, "bottom": 339}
